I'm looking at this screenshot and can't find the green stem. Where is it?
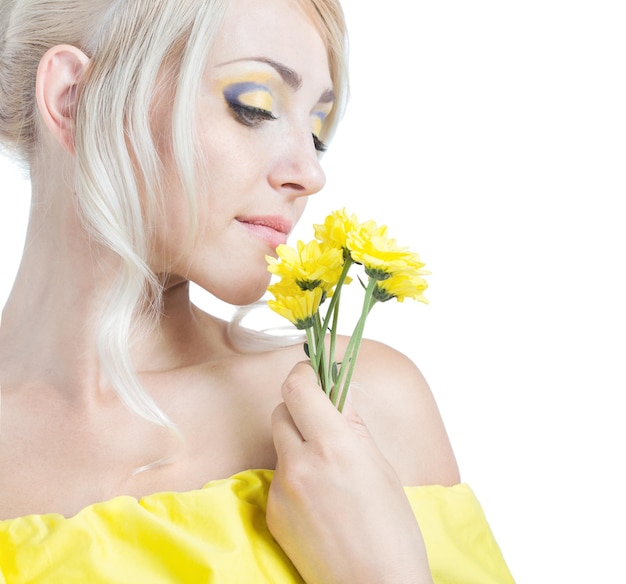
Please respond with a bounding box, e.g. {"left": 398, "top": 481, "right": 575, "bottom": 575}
{"left": 307, "top": 258, "right": 352, "bottom": 399}
{"left": 305, "top": 326, "right": 321, "bottom": 388}
{"left": 324, "top": 286, "right": 341, "bottom": 396}
{"left": 317, "top": 258, "right": 353, "bottom": 360}
{"left": 335, "top": 277, "right": 379, "bottom": 411}
{"left": 321, "top": 258, "right": 353, "bottom": 331}
{"left": 313, "top": 312, "right": 331, "bottom": 394}
{"left": 305, "top": 326, "right": 317, "bottom": 368}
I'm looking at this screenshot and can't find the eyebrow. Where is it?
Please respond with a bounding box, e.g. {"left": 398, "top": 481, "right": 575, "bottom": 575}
{"left": 318, "top": 89, "right": 336, "bottom": 104}
{"left": 217, "top": 57, "right": 336, "bottom": 103}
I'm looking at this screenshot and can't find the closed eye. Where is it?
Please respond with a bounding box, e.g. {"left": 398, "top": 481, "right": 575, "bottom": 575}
{"left": 228, "top": 102, "right": 277, "bottom": 127}
{"left": 313, "top": 134, "right": 328, "bottom": 152}
{"left": 223, "top": 81, "right": 277, "bottom": 127}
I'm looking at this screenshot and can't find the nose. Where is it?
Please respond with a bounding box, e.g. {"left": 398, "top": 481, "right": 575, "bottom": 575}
{"left": 268, "top": 130, "right": 326, "bottom": 197}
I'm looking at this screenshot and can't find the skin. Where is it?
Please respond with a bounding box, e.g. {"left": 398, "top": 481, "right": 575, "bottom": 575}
{"left": 0, "top": 0, "right": 459, "bottom": 581}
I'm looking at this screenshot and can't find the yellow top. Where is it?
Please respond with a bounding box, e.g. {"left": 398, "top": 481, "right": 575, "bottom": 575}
{"left": 0, "top": 469, "right": 514, "bottom": 583}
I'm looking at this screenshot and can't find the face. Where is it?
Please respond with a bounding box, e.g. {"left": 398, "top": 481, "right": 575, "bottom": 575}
{"left": 151, "top": 0, "right": 334, "bottom": 305}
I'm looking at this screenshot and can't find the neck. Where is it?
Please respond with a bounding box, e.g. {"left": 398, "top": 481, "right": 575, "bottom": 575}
{"left": 0, "top": 166, "right": 231, "bottom": 403}
{"left": 0, "top": 164, "right": 110, "bottom": 388}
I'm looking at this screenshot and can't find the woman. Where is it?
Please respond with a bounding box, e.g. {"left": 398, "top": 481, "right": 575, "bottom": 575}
{"left": 0, "top": 0, "right": 513, "bottom": 582}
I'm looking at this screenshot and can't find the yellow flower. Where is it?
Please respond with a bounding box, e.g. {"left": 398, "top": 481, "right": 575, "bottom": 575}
{"left": 266, "top": 207, "right": 430, "bottom": 410}
{"left": 266, "top": 240, "right": 344, "bottom": 293}
{"left": 347, "top": 221, "right": 424, "bottom": 280}
{"left": 267, "top": 277, "right": 301, "bottom": 298}
{"left": 374, "top": 270, "right": 429, "bottom": 303}
{"left": 313, "top": 208, "right": 360, "bottom": 254}
{"left": 267, "top": 284, "right": 323, "bottom": 329}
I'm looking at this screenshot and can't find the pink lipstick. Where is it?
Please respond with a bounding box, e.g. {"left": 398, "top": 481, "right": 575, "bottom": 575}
{"left": 236, "top": 215, "right": 292, "bottom": 250}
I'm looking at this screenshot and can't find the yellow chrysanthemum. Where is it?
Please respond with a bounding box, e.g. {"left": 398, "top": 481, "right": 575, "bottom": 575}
{"left": 266, "top": 240, "right": 344, "bottom": 292}
{"left": 347, "top": 221, "right": 425, "bottom": 280}
{"left": 374, "top": 270, "right": 430, "bottom": 303}
{"left": 267, "top": 285, "right": 323, "bottom": 330}
{"left": 313, "top": 208, "right": 360, "bottom": 253}
{"left": 267, "top": 277, "right": 301, "bottom": 298}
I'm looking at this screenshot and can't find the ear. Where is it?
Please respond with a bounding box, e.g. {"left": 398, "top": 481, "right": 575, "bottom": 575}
{"left": 36, "top": 44, "right": 90, "bottom": 154}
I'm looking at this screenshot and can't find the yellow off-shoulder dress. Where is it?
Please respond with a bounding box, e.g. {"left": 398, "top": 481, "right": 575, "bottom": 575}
{"left": 0, "top": 470, "right": 514, "bottom": 583}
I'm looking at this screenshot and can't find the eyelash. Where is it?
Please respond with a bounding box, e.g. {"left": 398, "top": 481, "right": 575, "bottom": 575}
{"left": 313, "top": 134, "right": 328, "bottom": 153}
{"left": 228, "top": 102, "right": 277, "bottom": 126}
{"left": 228, "top": 101, "right": 329, "bottom": 153}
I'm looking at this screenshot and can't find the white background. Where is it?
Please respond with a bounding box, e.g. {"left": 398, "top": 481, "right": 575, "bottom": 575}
{"left": 1, "top": 1, "right": 625, "bottom": 582}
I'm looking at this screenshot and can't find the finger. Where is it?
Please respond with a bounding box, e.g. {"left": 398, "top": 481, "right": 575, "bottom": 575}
{"left": 280, "top": 361, "right": 345, "bottom": 443}
{"left": 271, "top": 401, "right": 305, "bottom": 459}
{"left": 339, "top": 389, "right": 373, "bottom": 441}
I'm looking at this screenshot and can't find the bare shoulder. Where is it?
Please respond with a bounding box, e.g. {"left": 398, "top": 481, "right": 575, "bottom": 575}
{"left": 348, "top": 337, "right": 460, "bottom": 487}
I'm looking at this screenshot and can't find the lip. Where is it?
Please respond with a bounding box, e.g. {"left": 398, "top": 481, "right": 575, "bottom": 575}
{"left": 236, "top": 215, "right": 293, "bottom": 250}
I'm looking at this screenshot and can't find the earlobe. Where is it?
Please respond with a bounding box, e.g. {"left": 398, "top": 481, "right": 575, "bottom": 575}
{"left": 36, "top": 44, "right": 90, "bottom": 154}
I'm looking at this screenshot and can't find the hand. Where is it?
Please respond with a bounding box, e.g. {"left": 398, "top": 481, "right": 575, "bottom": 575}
{"left": 267, "top": 362, "right": 434, "bottom": 584}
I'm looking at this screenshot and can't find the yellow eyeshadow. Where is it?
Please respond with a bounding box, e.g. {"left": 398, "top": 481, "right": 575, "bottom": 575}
{"left": 216, "top": 70, "right": 275, "bottom": 89}
{"left": 316, "top": 102, "right": 334, "bottom": 116}
{"left": 237, "top": 89, "right": 274, "bottom": 111}
{"left": 311, "top": 115, "right": 323, "bottom": 138}
{"left": 311, "top": 100, "right": 333, "bottom": 137}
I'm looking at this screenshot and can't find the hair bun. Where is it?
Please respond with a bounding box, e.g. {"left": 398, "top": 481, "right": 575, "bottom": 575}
{"left": 0, "top": 0, "right": 38, "bottom": 162}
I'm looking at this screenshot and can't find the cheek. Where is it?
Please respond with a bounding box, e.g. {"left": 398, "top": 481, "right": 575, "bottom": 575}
{"left": 197, "top": 122, "right": 259, "bottom": 184}
{"left": 293, "top": 196, "right": 309, "bottom": 226}
{"left": 148, "top": 199, "right": 190, "bottom": 272}
{"left": 195, "top": 91, "right": 271, "bottom": 185}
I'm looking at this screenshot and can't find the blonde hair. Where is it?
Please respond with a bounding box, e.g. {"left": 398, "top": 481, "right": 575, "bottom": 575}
{"left": 0, "top": 0, "right": 349, "bottom": 429}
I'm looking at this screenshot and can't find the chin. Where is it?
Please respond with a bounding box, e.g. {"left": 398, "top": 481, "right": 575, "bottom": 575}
{"left": 228, "top": 288, "right": 268, "bottom": 307}
{"left": 199, "top": 273, "right": 271, "bottom": 308}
